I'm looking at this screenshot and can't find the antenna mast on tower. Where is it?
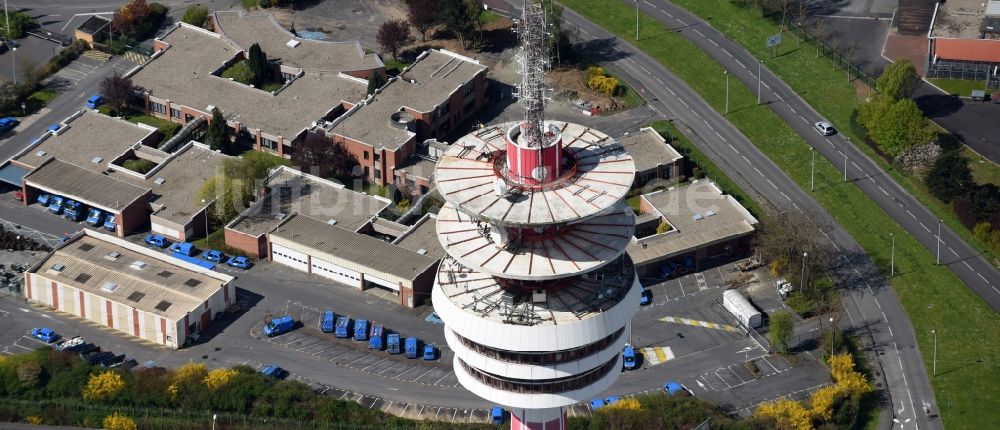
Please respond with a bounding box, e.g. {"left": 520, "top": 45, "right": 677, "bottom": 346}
{"left": 515, "top": 0, "right": 549, "bottom": 149}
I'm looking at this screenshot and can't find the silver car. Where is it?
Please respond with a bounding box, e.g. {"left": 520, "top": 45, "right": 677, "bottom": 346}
{"left": 814, "top": 120, "right": 836, "bottom": 136}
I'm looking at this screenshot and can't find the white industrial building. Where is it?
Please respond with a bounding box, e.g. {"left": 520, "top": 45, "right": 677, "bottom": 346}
{"left": 23, "top": 229, "right": 235, "bottom": 349}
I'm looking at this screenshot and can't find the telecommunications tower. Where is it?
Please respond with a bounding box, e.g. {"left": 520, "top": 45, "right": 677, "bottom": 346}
{"left": 431, "top": 1, "right": 641, "bottom": 429}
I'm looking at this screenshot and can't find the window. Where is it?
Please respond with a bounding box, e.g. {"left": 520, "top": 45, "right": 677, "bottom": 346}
{"left": 374, "top": 153, "right": 380, "bottom": 162}
{"left": 261, "top": 137, "right": 278, "bottom": 151}
{"left": 150, "top": 102, "right": 166, "bottom": 115}
{"left": 438, "top": 102, "right": 450, "bottom": 117}
{"left": 374, "top": 169, "right": 381, "bottom": 181}
{"left": 363, "top": 151, "right": 369, "bottom": 160}
{"left": 170, "top": 107, "right": 181, "bottom": 118}
{"left": 464, "top": 82, "right": 474, "bottom": 96}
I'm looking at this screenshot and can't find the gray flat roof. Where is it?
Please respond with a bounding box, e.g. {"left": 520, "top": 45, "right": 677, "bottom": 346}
{"left": 627, "top": 180, "right": 758, "bottom": 265}
{"left": 132, "top": 24, "right": 367, "bottom": 140}
{"left": 328, "top": 50, "right": 486, "bottom": 150}
{"left": 270, "top": 214, "right": 438, "bottom": 281}
{"left": 396, "top": 156, "right": 436, "bottom": 181}
{"left": 32, "top": 230, "right": 233, "bottom": 321}
{"left": 229, "top": 166, "right": 388, "bottom": 237}
{"left": 392, "top": 214, "right": 445, "bottom": 259}
{"left": 931, "top": 0, "right": 995, "bottom": 39}
{"left": 13, "top": 111, "right": 156, "bottom": 170}
{"left": 114, "top": 142, "right": 229, "bottom": 225}
{"left": 618, "top": 127, "right": 682, "bottom": 173}
{"left": 213, "top": 10, "right": 383, "bottom": 72}
{"left": 24, "top": 159, "right": 150, "bottom": 212}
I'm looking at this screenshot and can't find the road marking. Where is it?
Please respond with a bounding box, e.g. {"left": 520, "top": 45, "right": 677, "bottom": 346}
{"left": 754, "top": 167, "right": 764, "bottom": 177}
{"left": 713, "top": 370, "right": 732, "bottom": 388}
{"left": 360, "top": 358, "right": 387, "bottom": 371}
{"left": 920, "top": 223, "right": 930, "bottom": 233}
{"left": 703, "top": 119, "right": 712, "bottom": 129}
{"left": 692, "top": 29, "right": 705, "bottom": 37}
{"left": 721, "top": 48, "right": 732, "bottom": 57}
{"left": 780, "top": 191, "right": 791, "bottom": 201}
{"left": 639, "top": 346, "right": 675, "bottom": 366}
{"left": 715, "top": 131, "right": 725, "bottom": 141}
{"left": 729, "top": 367, "right": 748, "bottom": 384}
{"left": 677, "top": 18, "right": 687, "bottom": 25}
{"left": 873, "top": 297, "right": 881, "bottom": 309}
{"left": 658, "top": 316, "right": 739, "bottom": 332}
{"left": 792, "top": 203, "right": 804, "bottom": 214}
{"left": 433, "top": 370, "right": 455, "bottom": 385}
{"left": 344, "top": 354, "right": 371, "bottom": 366}
{"left": 789, "top": 107, "right": 797, "bottom": 114}
{"left": 762, "top": 82, "right": 771, "bottom": 89}
{"left": 409, "top": 368, "right": 435, "bottom": 382}
{"left": 741, "top": 155, "right": 750, "bottom": 164}
{"left": 761, "top": 356, "right": 780, "bottom": 373}
{"left": 950, "top": 247, "right": 959, "bottom": 257}
{"left": 377, "top": 362, "right": 402, "bottom": 375}
{"left": 878, "top": 186, "right": 889, "bottom": 196}
{"left": 676, "top": 278, "right": 687, "bottom": 296}
{"left": 727, "top": 143, "right": 737, "bottom": 152}
{"left": 767, "top": 179, "right": 777, "bottom": 189}
{"left": 735, "top": 58, "right": 746, "bottom": 69}
{"left": 692, "top": 110, "right": 702, "bottom": 118}
{"left": 627, "top": 57, "right": 637, "bottom": 64}
{"left": 639, "top": 65, "right": 650, "bottom": 74}
{"left": 665, "top": 11, "right": 674, "bottom": 18}
{"left": 906, "top": 210, "right": 916, "bottom": 219}
{"left": 680, "top": 99, "right": 689, "bottom": 107}
{"left": 654, "top": 76, "right": 665, "bottom": 85}
{"left": 667, "top": 87, "right": 676, "bottom": 96}
{"left": 798, "top": 115, "right": 809, "bottom": 124}
{"left": 708, "top": 39, "right": 719, "bottom": 47}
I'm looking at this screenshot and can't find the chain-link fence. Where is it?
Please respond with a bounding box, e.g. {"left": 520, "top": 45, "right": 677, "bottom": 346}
{"left": 786, "top": 23, "right": 880, "bottom": 92}
{"left": 0, "top": 218, "right": 63, "bottom": 249}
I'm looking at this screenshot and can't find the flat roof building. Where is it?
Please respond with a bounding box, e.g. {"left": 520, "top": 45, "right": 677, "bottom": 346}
{"left": 225, "top": 166, "right": 389, "bottom": 257}
{"left": 392, "top": 214, "right": 445, "bottom": 259}
{"left": 131, "top": 23, "right": 369, "bottom": 157}
{"left": 618, "top": 127, "right": 684, "bottom": 188}
{"left": 627, "top": 180, "right": 758, "bottom": 274}
{"left": 926, "top": 0, "right": 1000, "bottom": 81}
{"left": 24, "top": 229, "right": 235, "bottom": 349}
{"left": 268, "top": 214, "right": 439, "bottom": 307}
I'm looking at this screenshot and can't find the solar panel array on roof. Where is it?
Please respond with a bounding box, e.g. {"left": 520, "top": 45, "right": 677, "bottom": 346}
{"left": 154, "top": 300, "right": 172, "bottom": 312}
{"left": 127, "top": 291, "right": 145, "bottom": 302}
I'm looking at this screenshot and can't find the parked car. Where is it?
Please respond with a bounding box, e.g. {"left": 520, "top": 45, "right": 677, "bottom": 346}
{"left": 86, "top": 208, "right": 105, "bottom": 227}
{"left": 170, "top": 242, "right": 195, "bottom": 256}
{"left": 622, "top": 345, "right": 637, "bottom": 370}
{"left": 663, "top": 381, "right": 687, "bottom": 395}
{"left": 144, "top": 234, "right": 168, "bottom": 248}
{"left": 590, "top": 398, "right": 606, "bottom": 410}
{"left": 639, "top": 287, "right": 652, "bottom": 306}
{"left": 259, "top": 365, "right": 287, "bottom": 379}
{"left": 813, "top": 120, "right": 836, "bottom": 136}
{"left": 422, "top": 344, "right": 437, "bottom": 360}
{"left": 227, "top": 256, "right": 251, "bottom": 269}
{"left": 605, "top": 396, "right": 621, "bottom": 405}
{"left": 47, "top": 123, "right": 61, "bottom": 133}
{"left": 103, "top": 216, "right": 117, "bottom": 232}
{"left": 30, "top": 327, "right": 59, "bottom": 343}
{"left": 202, "top": 250, "right": 224, "bottom": 262}
{"left": 86, "top": 95, "right": 104, "bottom": 109}
{"left": 490, "top": 407, "right": 505, "bottom": 425}
{"left": 37, "top": 194, "right": 51, "bottom": 206}
{"left": 0, "top": 117, "right": 19, "bottom": 133}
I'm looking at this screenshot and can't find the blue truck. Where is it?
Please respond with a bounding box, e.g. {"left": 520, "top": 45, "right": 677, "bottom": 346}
{"left": 321, "top": 311, "right": 335, "bottom": 333}
{"left": 63, "top": 200, "right": 85, "bottom": 221}
{"left": 171, "top": 252, "right": 215, "bottom": 270}
{"left": 102, "top": 215, "right": 116, "bottom": 232}
{"left": 86, "top": 208, "right": 105, "bottom": 226}
{"left": 622, "top": 345, "right": 637, "bottom": 370}
{"left": 387, "top": 333, "right": 401, "bottom": 354}
{"left": 37, "top": 194, "right": 51, "bottom": 206}
{"left": 369, "top": 322, "right": 384, "bottom": 350}
{"left": 334, "top": 315, "right": 351, "bottom": 338}
{"left": 404, "top": 337, "right": 419, "bottom": 359}
{"left": 353, "top": 319, "right": 369, "bottom": 341}
{"left": 48, "top": 195, "right": 64, "bottom": 214}
{"left": 263, "top": 315, "right": 294, "bottom": 337}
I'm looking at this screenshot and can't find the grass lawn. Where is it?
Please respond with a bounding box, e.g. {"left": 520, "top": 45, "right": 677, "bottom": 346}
{"left": 261, "top": 82, "right": 283, "bottom": 92}
{"left": 616, "top": 81, "right": 645, "bottom": 110}
{"left": 236, "top": 147, "right": 290, "bottom": 168}
{"left": 362, "top": 183, "right": 390, "bottom": 198}
{"left": 129, "top": 113, "right": 181, "bottom": 141}
{"left": 23, "top": 88, "right": 58, "bottom": 116}
{"left": 560, "top": 0, "right": 1000, "bottom": 427}
{"left": 964, "top": 146, "right": 1000, "bottom": 186}
{"left": 384, "top": 58, "right": 411, "bottom": 76}
{"left": 192, "top": 228, "right": 249, "bottom": 258}
{"left": 928, "top": 78, "right": 989, "bottom": 97}
{"left": 666, "top": 0, "right": 1000, "bottom": 268}
{"left": 626, "top": 194, "right": 643, "bottom": 214}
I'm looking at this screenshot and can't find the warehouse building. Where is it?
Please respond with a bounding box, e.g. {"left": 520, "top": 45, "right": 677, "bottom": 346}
{"left": 925, "top": 0, "right": 1000, "bottom": 84}
{"left": 24, "top": 229, "right": 235, "bottom": 349}
{"left": 225, "top": 166, "right": 389, "bottom": 257}
{"left": 618, "top": 127, "right": 684, "bottom": 188}
{"left": 627, "top": 180, "right": 758, "bottom": 276}
{"left": 268, "top": 214, "right": 439, "bottom": 308}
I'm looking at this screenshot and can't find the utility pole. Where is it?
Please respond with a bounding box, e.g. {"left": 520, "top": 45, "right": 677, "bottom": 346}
{"left": 936, "top": 219, "right": 942, "bottom": 265}
{"left": 757, "top": 60, "right": 762, "bottom": 105}
{"left": 635, "top": 0, "right": 639, "bottom": 41}
{"left": 931, "top": 329, "right": 937, "bottom": 376}
{"left": 843, "top": 153, "right": 848, "bottom": 182}
{"left": 801, "top": 252, "right": 808, "bottom": 289}
{"left": 810, "top": 147, "right": 815, "bottom": 191}
{"left": 890, "top": 233, "right": 895, "bottom": 277}
{"left": 724, "top": 70, "right": 729, "bottom": 114}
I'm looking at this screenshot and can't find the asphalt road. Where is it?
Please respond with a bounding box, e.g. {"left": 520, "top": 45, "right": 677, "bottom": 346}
{"left": 485, "top": 0, "right": 945, "bottom": 428}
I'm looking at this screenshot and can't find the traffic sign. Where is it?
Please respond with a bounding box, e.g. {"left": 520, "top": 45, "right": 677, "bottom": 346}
{"left": 766, "top": 33, "right": 782, "bottom": 49}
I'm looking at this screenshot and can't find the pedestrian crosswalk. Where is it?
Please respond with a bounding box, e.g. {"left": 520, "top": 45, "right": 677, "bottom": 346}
{"left": 639, "top": 346, "right": 675, "bottom": 366}
{"left": 658, "top": 315, "right": 739, "bottom": 332}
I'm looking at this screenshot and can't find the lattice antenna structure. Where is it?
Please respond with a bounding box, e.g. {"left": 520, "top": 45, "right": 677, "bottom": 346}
{"left": 515, "top": 0, "right": 550, "bottom": 149}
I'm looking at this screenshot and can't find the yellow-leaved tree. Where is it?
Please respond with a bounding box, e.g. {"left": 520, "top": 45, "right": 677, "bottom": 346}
{"left": 203, "top": 368, "right": 239, "bottom": 390}
{"left": 755, "top": 398, "right": 814, "bottom": 430}
{"left": 168, "top": 362, "right": 208, "bottom": 398}
{"left": 102, "top": 413, "right": 138, "bottom": 430}
{"left": 604, "top": 397, "right": 642, "bottom": 411}
{"left": 809, "top": 385, "right": 844, "bottom": 421}
{"left": 82, "top": 371, "right": 125, "bottom": 401}
{"left": 828, "top": 353, "right": 871, "bottom": 395}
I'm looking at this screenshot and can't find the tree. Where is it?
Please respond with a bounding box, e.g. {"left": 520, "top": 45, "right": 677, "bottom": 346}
{"left": 0, "top": 78, "right": 17, "bottom": 114}
{"left": 16, "top": 362, "right": 42, "bottom": 388}
{"left": 925, "top": 152, "right": 975, "bottom": 203}
{"left": 197, "top": 156, "right": 277, "bottom": 223}
{"left": 376, "top": 20, "right": 413, "bottom": 59}
{"left": 203, "top": 368, "right": 238, "bottom": 390}
{"left": 1, "top": 11, "right": 38, "bottom": 39}
{"left": 970, "top": 183, "right": 1000, "bottom": 222}
{"left": 291, "top": 132, "right": 358, "bottom": 179}
{"left": 865, "top": 99, "right": 933, "bottom": 157}
{"left": 464, "top": 0, "right": 485, "bottom": 47}
{"left": 540, "top": 0, "right": 569, "bottom": 65}
{"left": 408, "top": 0, "right": 438, "bottom": 42}
{"left": 877, "top": 59, "right": 920, "bottom": 101}
{"left": 769, "top": 311, "right": 793, "bottom": 354}
{"left": 439, "top": 0, "right": 474, "bottom": 48}
{"left": 752, "top": 211, "right": 831, "bottom": 291}
{"left": 100, "top": 72, "right": 140, "bottom": 116}
{"left": 221, "top": 60, "right": 255, "bottom": 85}
{"left": 205, "top": 107, "right": 230, "bottom": 153}
{"left": 367, "top": 72, "right": 385, "bottom": 95}
{"left": 111, "top": 0, "right": 152, "bottom": 37}
{"left": 247, "top": 43, "right": 269, "bottom": 87}
{"left": 181, "top": 4, "right": 210, "bottom": 28}
{"left": 82, "top": 371, "right": 126, "bottom": 401}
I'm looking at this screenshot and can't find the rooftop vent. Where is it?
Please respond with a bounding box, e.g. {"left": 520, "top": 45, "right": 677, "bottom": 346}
{"left": 276, "top": 212, "right": 287, "bottom": 221}
{"left": 417, "top": 248, "right": 428, "bottom": 255}
{"left": 326, "top": 219, "right": 337, "bottom": 225}
{"left": 49, "top": 263, "right": 66, "bottom": 273}
{"left": 130, "top": 260, "right": 148, "bottom": 270}
{"left": 74, "top": 273, "right": 91, "bottom": 284}
{"left": 127, "top": 291, "right": 145, "bottom": 302}
{"left": 101, "top": 282, "right": 118, "bottom": 293}
{"left": 532, "top": 289, "right": 547, "bottom": 303}
{"left": 704, "top": 210, "right": 716, "bottom": 217}
{"left": 35, "top": 150, "right": 47, "bottom": 157}
{"left": 104, "top": 252, "right": 121, "bottom": 261}
{"left": 154, "top": 177, "right": 165, "bottom": 185}
{"left": 91, "top": 156, "right": 103, "bottom": 164}
{"left": 692, "top": 213, "right": 704, "bottom": 221}
{"left": 154, "top": 300, "right": 172, "bottom": 312}
{"left": 286, "top": 39, "right": 300, "bottom": 48}
{"left": 78, "top": 243, "right": 95, "bottom": 252}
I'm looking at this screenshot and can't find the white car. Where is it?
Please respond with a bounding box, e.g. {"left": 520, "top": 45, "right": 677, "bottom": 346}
{"left": 814, "top": 120, "right": 836, "bottom": 136}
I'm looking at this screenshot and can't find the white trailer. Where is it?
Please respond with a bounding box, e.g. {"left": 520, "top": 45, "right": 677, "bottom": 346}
{"left": 722, "top": 289, "right": 762, "bottom": 329}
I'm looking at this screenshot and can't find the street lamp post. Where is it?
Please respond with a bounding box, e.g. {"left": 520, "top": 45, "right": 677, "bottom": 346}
{"left": 936, "top": 219, "right": 942, "bottom": 265}
{"left": 890, "top": 233, "right": 895, "bottom": 277}
{"left": 810, "top": 147, "right": 815, "bottom": 191}
{"left": 830, "top": 317, "right": 836, "bottom": 353}
{"left": 635, "top": 0, "right": 639, "bottom": 41}
{"left": 931, "top": 329, "right": 937, "bottom": 376}
{"left": 801, "top": 252, "right": 808, "bottom": 290}
{"left": 10, "top": 46, "right": 15, "bottom": 85}
{"left": 724, "top": 70, "right": 730, "bottom": 114}
{"left": 212, "top": 414, "right": 217, "bottom": 430}
{"left": 757, "top": 60, "right": 762, "bottom": 105}
{"left": 843, "top": 152, "right": 848, "bottom": 182}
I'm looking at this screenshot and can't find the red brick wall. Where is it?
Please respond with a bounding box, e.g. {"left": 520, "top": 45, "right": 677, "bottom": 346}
{"left": 106, "top": 300, "right": 113, "bottom": 328}
{"left": 119, "top": 191, "right": 152, "bottom": 236}
{"left": 79, "top": 291, "right": 86, "bottom": 318}
{"left": 224, "top": 227, "right": 267, "bottom": 258}
{"left": 50, "top": 281, "right": 58, "bottom": 310}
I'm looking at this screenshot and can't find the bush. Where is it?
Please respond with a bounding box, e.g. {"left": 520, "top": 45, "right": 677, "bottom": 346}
{"left": 121, "top": 158, "right": 156, "bottom": 174}
{"left": 221, "top": 60, "right": 254, "bottom": 85}
{"left": 181, "top": 4, "right": 210, "bottom": 28}
{"left": 1, "top": 11, "right": 38, "bottom": 39}
{"left": 924, "top": 152, "right": 975, "bottom": 203}
{"left": 82, "top": 372, "right": 125, "bottom": 402}
{"left": 102, "top": 413, "right": 137, "bottom": 430}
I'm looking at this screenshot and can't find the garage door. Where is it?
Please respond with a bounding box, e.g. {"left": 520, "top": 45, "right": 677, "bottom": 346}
{"left": 366, "top": 273, "right": 399, "bottom": 291}
{"left": 310, "top": 257, "right": 362, "bottom": 288}
{"left": 271, "top": 244, "right": 309, "bottom": 272}
{"left": 152, "top": 223, "right": 182, "bottom": 240}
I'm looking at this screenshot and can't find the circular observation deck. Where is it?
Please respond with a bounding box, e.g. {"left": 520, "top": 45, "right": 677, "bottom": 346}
{"left": 431, "top": 253, "right": 641, "bottom": 352}
{"left": 434, "top": 121, "right": 636, "bottom": 227}
{"left": 436, "top": 201, "right": 635, "bottom": 280}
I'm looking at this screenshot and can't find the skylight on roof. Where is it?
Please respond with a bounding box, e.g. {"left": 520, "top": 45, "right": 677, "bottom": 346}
{"left": 35, "top": 150, "right": 47, "bottom": 157}
{"left": 692, "top": 213, "right": 704, "bottom": 221}
{"left": 50, "top": 263, "right": 65, "bottom": 272}
{"left": 154, "top": 177, "right": 165, "bottom": 185}
{"left": 130, "top": 261, "right": 148, "bottom": 270}
{"left": 91, "top": 156, "right": 103, "bottom": 164}
{"left": 101, "top": 282, "right": 118, "bottom": 293}
{"left": 154, "top": 300, "right": 172, "bottom": 312}
{"left": 705, "top": 210, "right": 717, "bottom": 217}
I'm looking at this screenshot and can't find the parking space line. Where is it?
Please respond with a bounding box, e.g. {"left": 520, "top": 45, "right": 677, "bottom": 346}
{"left": 409, "top": 368, "right": 434, "bottom": 382}
{"left": 377, "top": 362, "right": 402, "bottom": 375}
{"left": 676, "top": 278, "right": 687, "bottom": 296}
{"left": 433, "top": 370, "right": 455, "bottom": 385}
{"left": 713, "top": 371, "right": 731, "bottom": 388}
{"left": 761, "top": 356, "right": 779, "bottom": 373}
{"left": 360, "top": 358, "right": 387, "bottom": 371}
{"left": 729, "top": 366, "right": 748, "bottom": 384}
{"left": 394, "top": 366, "right": 421, "bottom": 379}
